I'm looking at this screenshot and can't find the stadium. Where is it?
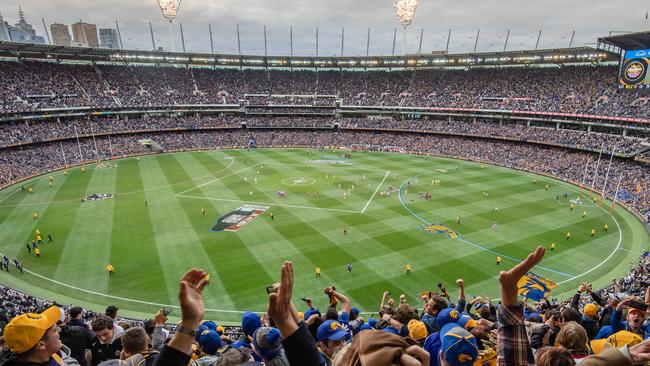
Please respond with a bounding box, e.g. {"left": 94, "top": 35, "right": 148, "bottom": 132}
{"left": 0, "top": 1, "right": 650, "bottom": 365}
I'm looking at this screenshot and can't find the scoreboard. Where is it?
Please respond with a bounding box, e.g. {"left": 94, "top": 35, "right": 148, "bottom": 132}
{"left": 619, "top": 49, "right": 650, "bottom": 90}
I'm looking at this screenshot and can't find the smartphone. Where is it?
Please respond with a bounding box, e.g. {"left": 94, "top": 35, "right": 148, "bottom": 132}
{"left": 162, "top": 306, "right": 172, "bottom": 316}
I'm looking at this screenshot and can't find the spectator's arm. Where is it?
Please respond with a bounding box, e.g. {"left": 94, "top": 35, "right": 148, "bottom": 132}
{"left": 611, "top": 299, "right": 632, "bottom": 333}
{"left": 331, "top": 289, "right": 351, "bottom": 315}
{"left": 497, "top": 246, "right": 544, "bottom": 366}
{"left": 268, "top": 262, "right": 322, "bottom": 365}
{"left": 589, "top": 290, "right": 607, "bottom": 307}
{"left": 570, "top": 292, "right": 581, "bottom": 311}
{"left": 380, "top": 291, "right": 390, "bottom": 309}
{"left": 166, "top": 269, "right": 209, "bottom": 355}
{"left": 152, "top": 311, "right": 168, "bottom": 350}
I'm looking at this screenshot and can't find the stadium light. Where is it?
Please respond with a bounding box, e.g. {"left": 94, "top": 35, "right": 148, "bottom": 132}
{"left": 155, "top": 0, "right": 182, "bottom": 52}
{"left": 155, "top": 0, "right": 182, "bottom": 21}
{"left": 393, "top": 0, "right": 418, "bottom": 25}
{"left": 393, "top": 0, "right": 419, "bottom": 56}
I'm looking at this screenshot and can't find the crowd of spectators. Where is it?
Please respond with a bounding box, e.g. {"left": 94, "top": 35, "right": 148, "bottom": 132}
{"left": 1, "top": 116, "right": 646, "bottom": 156}
{"left": 1, "top": 129, "right": 649, "bottom": 221}
{"left": 1, "top": 61, "right": 650, "bottom": 120}
{"left": 2, "top": 249, "right": 650, "bottom": 366}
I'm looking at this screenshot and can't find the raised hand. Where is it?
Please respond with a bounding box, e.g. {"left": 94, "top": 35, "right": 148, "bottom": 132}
{"left": 178, "top": 268, "right": 209, "bottom": 329}
{"left": 267, "top": 261, "right": 300, "bottom": 337}
{"left": 499, "top": 246, "right": 545, "bottom": 306}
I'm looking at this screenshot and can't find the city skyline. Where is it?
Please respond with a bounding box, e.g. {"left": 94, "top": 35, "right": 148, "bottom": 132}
{"left": 0, "top": 1, "right": 648, "bottom": 55}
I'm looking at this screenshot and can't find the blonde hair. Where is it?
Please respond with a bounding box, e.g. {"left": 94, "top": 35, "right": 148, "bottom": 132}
{"left": 555, "top": 321, "right": 587, "bottom": 354}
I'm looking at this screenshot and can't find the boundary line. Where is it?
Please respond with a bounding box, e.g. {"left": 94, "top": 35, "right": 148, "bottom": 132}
{"left": 176, "top": 163, "right": 261, "bottom": 195}
{"left": 397, "top": 175, "right": 577, "bottom": 278}
{"left": 177, "top": 194, "right": 360, "bottom": 214}
{"left": 361, "top": 171, "right": 390, "bottom": 213}
{"left": 21, "top": 268, "right": 254, "bottom": 314}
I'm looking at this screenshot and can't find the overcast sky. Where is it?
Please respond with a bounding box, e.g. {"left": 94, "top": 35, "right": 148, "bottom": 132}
{"left": 1, "top": 0, "right": 649, "bottom": 55}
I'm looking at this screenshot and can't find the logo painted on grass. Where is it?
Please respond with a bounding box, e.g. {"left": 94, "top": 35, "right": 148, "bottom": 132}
{"left": 84, "top": 193, "right": 114, "bottom": 201}
{"left": 420, "top": 224, "right": 459, "bottom": 239}
{"left": 211, "top": 205, "right": 270, "bottom": 233}
{"left": 281, "top": 177, "right": 316, "bottom": 186}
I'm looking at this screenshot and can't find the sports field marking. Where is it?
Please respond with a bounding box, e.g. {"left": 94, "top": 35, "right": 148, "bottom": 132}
{"left": 177, "top": 163, "right": 263, "bottom": 196}
{"left": 514, "top": 169, "right": 624, "bottom": 285}
{"left": 20, "top": 267, "right": 256, "bottom": 314}
{"left": 0, "top": 155, "right": 236, "bottom": 208}
{"left": 176, "top": 194, "right": 360, "bottom": 214}
{"left": 361, "top": 170, "right": 391, "bottom": 213}
{"left": 397, "top": 175, "right": 577, "bottom": 278}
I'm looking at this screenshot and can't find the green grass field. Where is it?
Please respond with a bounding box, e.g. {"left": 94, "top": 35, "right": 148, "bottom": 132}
{"left": 0, "top": 148, "right": 647, "bottom": 323}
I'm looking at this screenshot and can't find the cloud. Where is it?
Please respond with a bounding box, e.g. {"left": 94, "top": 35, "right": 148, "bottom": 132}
{"left": 2, "top": 0, "right": 648, "bottom": 55}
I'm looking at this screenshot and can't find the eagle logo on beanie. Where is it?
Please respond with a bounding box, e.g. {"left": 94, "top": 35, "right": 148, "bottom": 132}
{"left": 450, "top": 310, "right": 459, "bottom": 319}
{"left": 458, "top": 354, "right": 473, "bottom": 362}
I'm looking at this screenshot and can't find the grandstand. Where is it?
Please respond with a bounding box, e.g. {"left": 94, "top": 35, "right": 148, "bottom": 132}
{"left": 1, "top": 9, "right": 650, "bottom": 366}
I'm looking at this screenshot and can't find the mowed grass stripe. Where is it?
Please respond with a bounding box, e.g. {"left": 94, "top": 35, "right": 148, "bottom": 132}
{"left": 107, "top": 158, "right": 172, "bottom": 303}
{"left": 170, "top": 152, "right": 276, "bottom": 310}
{"left": 139, "top": 155, "right": 236, "bottom": 309}
{"left": 0, "top": 173, "right": 71, "bottom": 274}
{"left": 53, "top": 167, "right": 117, "bottom": 294}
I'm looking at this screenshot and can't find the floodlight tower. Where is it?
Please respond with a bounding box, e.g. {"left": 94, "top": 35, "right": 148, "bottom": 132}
{"left": 393, "top": 0, "right": 418, "bottom": 55}
{"left": 155, "top": 0, "right": 182, "bottom": 51}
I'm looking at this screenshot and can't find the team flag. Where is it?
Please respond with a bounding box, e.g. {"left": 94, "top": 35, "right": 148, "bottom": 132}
{"left": 517, "top": 272, "right": 557, "bottom": 301}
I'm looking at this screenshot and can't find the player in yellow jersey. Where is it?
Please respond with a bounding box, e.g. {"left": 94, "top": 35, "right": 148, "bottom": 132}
{"left": 591, "top": 228, "right": 596, "bottom": 237}
{"left": 106, "top": 264, "right": 114, "bottom": 276}
{"left": 570, "top": 203, "right": 575, "bottom": 211}
{"left": 32, "top": 212, "right": 39, "bottom": 221}
{"left": 201, "top": 208, "right": 206, "bottom": 217}
{"left": 582, "top": 211, "right": 587, "bottom": 218}
{"left": 34, "top": 248, "right": 41, "bottom": 258}
{"left": 35, "top": 229, "right": 41, "bottom": 236}
{"left": 406, "top": 263, "right": 412, "bottom": 275}
{"left": 603, "top": 224, "right": 608, "bottom": 232}
{"left": 550, "top": 243, "right": 556, "bottom": 251}
{"left": 545, "top": 184, "right": 549, "bottom": 191}
{"left": 315, "top": 266, "right": 321, "bottom": 278}
{"left": 456, "top": 216, "right": 461, "bottom": 224}
{"left": 566, "top": 232, "right": 571, "bottom": 240}
{"left": 496, "top": 256, "right": 502, "bottom": 265}
{"left": 81, "top": 167, "right": 85, "bottom": 173}
{"left": 27, "top": 186, "right": 33, "bottom": 194}
{"left": 36, "top": 233, "right": 42, "bottom": 245}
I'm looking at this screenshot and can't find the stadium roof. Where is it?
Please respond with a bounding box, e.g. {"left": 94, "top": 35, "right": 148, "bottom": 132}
{"left": 0, "top": 41, "right": 618, "bottom": 69}
{"left": 599, "top": 31, "right": 650, "bottom": 51}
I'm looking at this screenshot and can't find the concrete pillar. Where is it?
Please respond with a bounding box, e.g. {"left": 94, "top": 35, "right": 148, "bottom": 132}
{"left": 587, "top": 125, "right": 592, "bottom": 133}
{"left": 526, "top": 120, "right": 531, "bottom": 127}
{"left": 499, "top": 118, "right": 503, "bottom": 127}
{"left": 556, "top": 122, "right": 560, "bottom": 130}
{"left": 622, "top": 128, "right": 627, "bottom": 137}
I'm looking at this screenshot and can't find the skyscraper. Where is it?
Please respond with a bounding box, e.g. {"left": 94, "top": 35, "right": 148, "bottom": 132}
{"left": 71, "top": 21, "right": 99, "bottom": 47}
{"left": 6, "top": 6, "right": 44, "bottom": 44}
{"left": 50, "top": 23, "right": 71, "bottom": 46}
{"left": 0, "top": 11, "right": 10, "bottom": 41}
{"left": 99, "top": 28, "right": 120, "bottom": 49}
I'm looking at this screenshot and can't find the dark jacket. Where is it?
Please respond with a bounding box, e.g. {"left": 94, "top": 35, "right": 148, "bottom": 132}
{"left": 90, "top": 337, "right": 122, "bottom": 366}
{"left": 60, "top": 319, "right": 95, "bottom": 366}
{"left": 281, "top": 322, "right": 324, "bottom": 366}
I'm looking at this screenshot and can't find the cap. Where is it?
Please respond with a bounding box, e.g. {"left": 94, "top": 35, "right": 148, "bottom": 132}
{"left": 367, "top": 318, "right": 378, "bottom": 329}
{"left": 4, "top": 306, "right": 61, "bottom": 353}
{"left": 197, "top": 329, "right": 222, "bottom": 355}
{"left": 440, "top": 323, "right": 479, "bottom": 366}
{"left": 303, "top": 308, "right": 321, "bottom": 321}
{"left": 590, "top": 330, "right": 643, "bottom": 354}
{"left": 105, "top": 305, "right": 119, "bottom": 317}
{"left": 216, "top": 325, "right": 225, "bottom": 335}
{"left": 252, "top": 327, "right": 282, "bottom": 359}
{"left": 242, "top": 312, "right": 261, "bottom": 337}
{"left": 200, "top": 320, "right": 217, "bottom": 331}
{"left": 350, "top": 308, "right": 360, "bottom": 319}
{"left": 437, "top": 308, "right": 462, "bottom": 328}
{"left": 583, "top": 303, "right": 598, "bottom": 318}
{"left": 407, "top": 319, "right": 428, "bottom": 342}
{"left": 317, "top": 320, "right": 348, "bottom": 342}
{"left": 458, "top": 315, "right": 477, "bottom": 330}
